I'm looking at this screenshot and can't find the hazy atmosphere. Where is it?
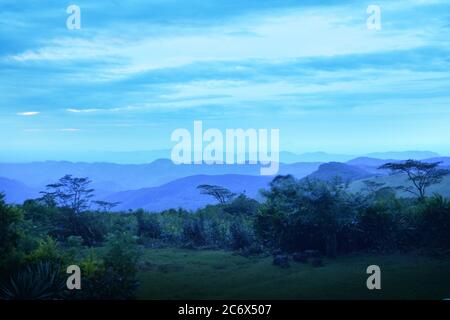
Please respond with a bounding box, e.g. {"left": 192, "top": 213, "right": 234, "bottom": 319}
{"left": 1, "top": 0, "right": 450, "bottom": 159}
{"left": 1, "top": 0, "right": 450, "bottom": 303}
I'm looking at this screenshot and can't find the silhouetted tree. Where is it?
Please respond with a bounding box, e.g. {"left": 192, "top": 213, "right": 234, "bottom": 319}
{"left": 40, "top": 175, "right": 95, "bottom": 213}
{"left": 362, "top": 180, "right": 385, "bottom": 194}
{"left": 197, "top": 184, "right": 236, "bottom": 204}
{"left": 379, "top": 160, "right": 449, "bottom": 200}
{"left": 93, "top": 200, "right": 120, "bottom": 212}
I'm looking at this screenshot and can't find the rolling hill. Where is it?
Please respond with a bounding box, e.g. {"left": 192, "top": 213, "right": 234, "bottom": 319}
{"left": 104, "top": 174, "right": 273, "bottom": 211}
{"left": 306, "top": 162, "right": 374, "bottom": 182}
{"left": 0, "top": 177, "right": 39, "bottom": 204}
{"left": 0, "top": 160, "right": 321, "bottom": 193}
{"left": 1, "top": 155, "right": 450, "bottom": 209}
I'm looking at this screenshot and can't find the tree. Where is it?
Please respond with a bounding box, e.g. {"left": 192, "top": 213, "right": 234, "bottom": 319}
{"left": 379, "top": 160, "right": 449, "bottom": 200}
{"left": 197, "top": 184, "right": 236, "bottom": 204}
{"left": 256, "top": 175, "right": 357, "bottom": 256}
{"left": 419, "top": 195, "right": 450, "bottom": 248}
{"left": 0, "top": 193, "right": 24, "bottom": 274}
{"left": 93, "top": 200, "right": 120, "bottom": 213}
{"left": 40, "top": 175, "right": 95, "bottom": 213}
{"left": 223, "top": 194, "right": 259, "bottom": 216}
{"left": 362, "top": 180, "right": 385, "bottom": 194}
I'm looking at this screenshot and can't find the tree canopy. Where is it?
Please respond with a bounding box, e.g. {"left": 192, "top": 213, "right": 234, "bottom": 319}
{"left": 40, "top": 175, "right": 95, "bottom": 214}
{"left": 197, "top": 184, "right": 236, "bottom": 204}
{"left": 379, "top": 160, "right": 449, "bottom": 200}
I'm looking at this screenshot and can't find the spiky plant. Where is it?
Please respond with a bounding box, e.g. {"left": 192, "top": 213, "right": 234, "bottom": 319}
{"left": 0, "top": 261, "right": 67, "bottom": 300}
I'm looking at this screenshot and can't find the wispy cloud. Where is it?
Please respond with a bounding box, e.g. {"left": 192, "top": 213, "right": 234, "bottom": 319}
{"left": 67, "top": 108, "right": 101, "bottom": 113}
{"left": 17, "top": 111, "right": 40, "bottom": 116}
{"left": 60, "top": 128, "right": 80, "bottom": 132}
{"left": 1, "top": 0, "right": 450, "bottom": 154}
{"left": 5, "top": 3, "right": 428, "bottom": 80}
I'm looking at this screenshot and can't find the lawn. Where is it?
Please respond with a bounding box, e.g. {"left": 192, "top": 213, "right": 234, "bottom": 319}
{"left": 136, "top": 248, "right": 450, "bottom": 300}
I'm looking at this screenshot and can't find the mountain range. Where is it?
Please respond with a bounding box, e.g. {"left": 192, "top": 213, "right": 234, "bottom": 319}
{"left": 0, "top": 150, "right": 440, "bottom": 164}
{"left": 0, "top": 160, "right": 321, "bottom": 191}
{"left": 1, "top": 152, "right": 449, "bottom": 211}
{"left": 104, "top": 174, "right": 273, "bottom": 212}
{"left": 0, "top": 177, "right": 39, "bottom": 204}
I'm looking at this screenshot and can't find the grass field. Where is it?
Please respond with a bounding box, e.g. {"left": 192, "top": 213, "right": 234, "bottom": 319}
{"left": 135, "top": 248, "right": 450, "bottom": 300}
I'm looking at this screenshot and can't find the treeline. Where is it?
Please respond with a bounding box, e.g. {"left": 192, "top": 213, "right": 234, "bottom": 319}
{"left": 1, "top": 160, "right": 450, "bottom": 299}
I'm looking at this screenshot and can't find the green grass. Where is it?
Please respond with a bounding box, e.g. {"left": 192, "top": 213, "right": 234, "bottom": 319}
{"left": 136, "top": 248, "right": 450, "bottom": 300}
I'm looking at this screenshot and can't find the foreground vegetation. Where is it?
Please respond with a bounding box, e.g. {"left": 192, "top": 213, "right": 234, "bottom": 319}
{"left": 1, "top": 160, "right": 450, "bottom": 299}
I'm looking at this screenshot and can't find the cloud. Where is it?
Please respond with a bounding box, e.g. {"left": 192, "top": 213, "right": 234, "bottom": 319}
{"left": 17, "top": 111, "right": 40, "bottom": 116}
{"left": 2, "top": 0, "right": 450, "bottom": 155}
{"left": 67, "top": 108, "right": 101, "bottom": 113}
{"left": 5, "top": 2, "right": 429, "bottom": 81}
{"left": 60, "top": 128, "right": 80, "bottom": 132}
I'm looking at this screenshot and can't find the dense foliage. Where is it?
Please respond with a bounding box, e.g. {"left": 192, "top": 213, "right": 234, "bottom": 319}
{"left": 1, "top": 170, "right": 450, "bottom": 299}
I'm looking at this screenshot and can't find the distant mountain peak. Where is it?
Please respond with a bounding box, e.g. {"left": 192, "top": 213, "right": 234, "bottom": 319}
{"left": 306, "top": 162, "right": 373, "bottom": 182}
{"left": 365, "top": 151, "right": 440, "bottom": 160}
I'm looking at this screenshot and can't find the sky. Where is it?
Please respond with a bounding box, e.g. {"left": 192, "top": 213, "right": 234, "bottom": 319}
{"left": 1, "top": 0, "right": 450, "bottom": 160}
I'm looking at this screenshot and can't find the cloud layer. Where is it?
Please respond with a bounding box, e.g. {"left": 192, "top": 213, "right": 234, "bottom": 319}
{"left": 1, "top": 0, "right": 450, "bottom": 155}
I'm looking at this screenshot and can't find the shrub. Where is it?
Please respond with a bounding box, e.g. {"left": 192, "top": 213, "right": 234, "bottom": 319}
{"left": 72, "top": 233, "right": 141, "bottom": 300}
{"left": 182, "top": 216, "right": 207, "bottom": 247}
{"left": 49, "top": 209, "right": 109, "bottom": 246}
{"left": 135, "top": 210, "right": 162, "bottom": 239}
{"left": 229, "top": 221, "right": 252, "bottom": 250}
{"left": 356, "top": 206, "right": 396, "bottom": 251}
{"left": 104, "top": 232, "right": 141, "bottom": 276}
{"left": 224, "top": 194, "right": 259, "bottom": 216}
{"left": 26, "top": 236, "right": 64, "bottom": 265}
{"left": 109, "top": 213, "right": 138, "bottom": 235}
{"left": 418, "top": 195, "right": 450, "bottom": 248}
{"left": 0, "top": 194, "right": 25, "bottom": 275}
{"left": 0, "top": 261, "right": 66, "bottom": 300}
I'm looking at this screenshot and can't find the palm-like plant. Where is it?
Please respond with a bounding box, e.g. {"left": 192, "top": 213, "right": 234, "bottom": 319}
{"left": 0, "top": 261, "right": 67, "bottom": 300}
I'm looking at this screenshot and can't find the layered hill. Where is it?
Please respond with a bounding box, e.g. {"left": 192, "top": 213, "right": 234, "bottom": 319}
{"left": 0, "top": 177, "right": 39, "bottom": 204}
{"left": 2, "top": 156, "right": 450, "bottom": 210}
{"left": 306, "top": 162, "right": 374, "bottom": 182}
{"left": 104, "top": 174, "right": 272, "bottom": 211}
{"left": 0, "top": 159, "right": 321, "bottom": 192}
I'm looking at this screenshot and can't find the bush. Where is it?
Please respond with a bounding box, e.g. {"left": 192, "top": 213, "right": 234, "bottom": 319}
{"left": 22, "top": 199, "right": 58, "bottom": 236}
{"left": 102, "top": 232, "right": 141, "bottom": 298}
{"left": 419, "top": 195, "right": 450, "bottom": 248}
{"left": 229, "top": 221, "right": 252, "bottom": 250}
{"left": 49, "top": 209, "right": 109, "bottom": 246}
{"left": 0, "top": 195, "right": 25, "bottom": 275}
{"left": 356, "top": 205, "right": 396, "bottom": 251}
{"left": 135, "top": 210, "right": 162, "bottom": 239}
{"left": 26, "top": 236, "right": 69, "bottom": 266}
{"left": 0, "top": 261, "right": 66, "bottom": 300}
{"left": 182, "top": 216, "right": 207, "bottom": 247}
{"left": 224, "top": 194, "right": 259, "bottom": 216}
{"left": 72, "top": 233, "right": 141, "bottom": 299}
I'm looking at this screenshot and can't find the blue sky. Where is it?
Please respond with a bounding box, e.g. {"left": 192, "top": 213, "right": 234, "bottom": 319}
{"left": 1, "top": 0, "right": 450, "bottom": 159}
